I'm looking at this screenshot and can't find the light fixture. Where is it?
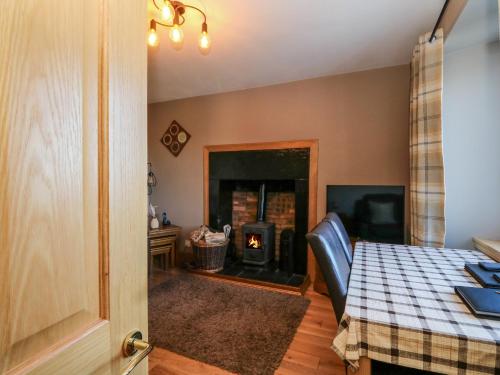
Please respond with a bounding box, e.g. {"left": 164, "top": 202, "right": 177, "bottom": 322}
{"left": 169, "top": 13, "right": 184, "bottom": 49}
{"left": 149, "top": 0, "right": 211, "bottom": 54}
{"left": 198, "top": 22, "right": 211, "bottom": 54}
{"left": 148, "top": 20, "right": 159, "bottom": 47}
{"left": 161, "top": 0, "right": 174, "bottom": 22}
{"left": 169, "top": 24, "right": 184, "bottom": 44}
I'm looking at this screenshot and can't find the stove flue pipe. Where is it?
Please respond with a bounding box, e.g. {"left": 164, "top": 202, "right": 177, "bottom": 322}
{"left": 257, "top": 183, "right": 266, "bottom": 222}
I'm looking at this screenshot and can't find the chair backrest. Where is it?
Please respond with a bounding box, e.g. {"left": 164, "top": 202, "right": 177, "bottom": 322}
{"left": 306, "top": 221, "right": 350, "bottom": 322}
{"left": 324, "top": 212, "right": 353, "bottom": 266}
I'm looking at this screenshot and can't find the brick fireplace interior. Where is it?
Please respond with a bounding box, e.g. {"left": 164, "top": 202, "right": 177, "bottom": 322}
{"left": 207, "top": 148, "right": 310, "bottom": 287}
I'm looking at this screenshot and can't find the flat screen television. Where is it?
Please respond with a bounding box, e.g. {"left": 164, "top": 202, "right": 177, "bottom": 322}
{"left": 326, "top": 185, "right": 405, "bottom": 244}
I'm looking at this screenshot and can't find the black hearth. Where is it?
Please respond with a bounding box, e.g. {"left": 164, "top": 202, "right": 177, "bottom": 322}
{"left": 242, "top": 184, "right": 275, "bottom": 265}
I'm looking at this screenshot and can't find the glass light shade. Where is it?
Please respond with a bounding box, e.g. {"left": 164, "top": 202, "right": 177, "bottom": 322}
{"left": 169, "top": 24, "right": 184, "bottom": 46}
{"left": 148, "top": 28, "right": 159, "bottom": 47}
{"left": 198, "top": 31, "right": 211, "bottom": 53}
{"left": 161, "top": 1, "right": 174, "bottom": 22}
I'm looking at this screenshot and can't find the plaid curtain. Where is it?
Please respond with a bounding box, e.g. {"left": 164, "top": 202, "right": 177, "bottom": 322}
{"left": 409, "top": 29, "right": 445, "bottom": 247}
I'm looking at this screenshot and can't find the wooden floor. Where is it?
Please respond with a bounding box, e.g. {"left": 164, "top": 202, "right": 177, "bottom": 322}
{"left": 148, "top": 269, "right": 345, "bottom": 375}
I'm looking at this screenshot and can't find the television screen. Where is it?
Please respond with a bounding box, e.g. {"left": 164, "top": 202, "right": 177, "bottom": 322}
{"left": 326, "top": 185, "right": 405, "bottom": 244}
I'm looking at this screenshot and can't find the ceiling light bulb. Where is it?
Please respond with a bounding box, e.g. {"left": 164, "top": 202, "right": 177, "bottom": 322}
{"left": 169, "top": 24, "right": 184, "bottom": 45}
{"left": 198, "top": 23, "right": 211, "bottom": 54}
{"left": 199, "top": 32, "right": 211, "bottom": 52}
{"left": 161, "top": 1, "right": 174, "bottom": 22}
{"left": 148, "top": 30, "right": 159, "bottom": 47}
{"left": 148, "top": 20, "right": 159, "bottom": 47}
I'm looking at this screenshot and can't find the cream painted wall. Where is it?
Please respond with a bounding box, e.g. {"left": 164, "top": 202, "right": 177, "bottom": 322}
{"left": 148, "top": 65, "right": 410, "bottom": 243}
{"left": 442, "top": 0, "right": 500, "bottom": 249}
{"left": 443, "top": 44, "right": 500, "bottom": 249}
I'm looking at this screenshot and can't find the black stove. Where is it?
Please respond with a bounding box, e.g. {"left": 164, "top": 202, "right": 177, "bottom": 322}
{"left": 242, "top": 183, "right": 275, "bottom": 265}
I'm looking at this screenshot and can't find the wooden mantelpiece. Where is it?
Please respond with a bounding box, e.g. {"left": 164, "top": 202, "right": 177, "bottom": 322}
{"left": 203, "top": 139, "right": 319, "bottom": 288}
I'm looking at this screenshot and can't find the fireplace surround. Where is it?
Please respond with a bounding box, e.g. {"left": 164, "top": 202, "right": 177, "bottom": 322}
{"left": 202, "top": 140, "right": 319, "bottom": 292}
{"left": 207, "top": 150, "right": 309, "bottom": 275}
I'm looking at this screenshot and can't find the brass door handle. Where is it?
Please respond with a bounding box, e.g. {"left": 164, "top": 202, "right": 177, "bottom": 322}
{"left": 121, "top": 330, "right": 154, "bottom": 375}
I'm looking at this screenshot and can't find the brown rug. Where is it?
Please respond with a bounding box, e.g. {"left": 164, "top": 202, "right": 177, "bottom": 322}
{"left": 148, "top": 272, "right": 310, "bottom": 375}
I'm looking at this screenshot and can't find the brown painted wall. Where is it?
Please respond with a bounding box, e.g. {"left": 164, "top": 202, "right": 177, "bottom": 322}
{"left": 148, "top": 64, "right": 410, "bottom": 242}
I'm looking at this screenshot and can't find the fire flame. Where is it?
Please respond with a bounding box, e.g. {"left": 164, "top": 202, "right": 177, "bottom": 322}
{"left": 248, "top": 235, "right": 261, "bottom": 249}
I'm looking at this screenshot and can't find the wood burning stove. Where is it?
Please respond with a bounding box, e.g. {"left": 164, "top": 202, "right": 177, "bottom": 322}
{"left": 242, "top": 222, "right": 275, "bottom": 265}
{"left": 242, "top": 183, "right": 275, "bottom": 265}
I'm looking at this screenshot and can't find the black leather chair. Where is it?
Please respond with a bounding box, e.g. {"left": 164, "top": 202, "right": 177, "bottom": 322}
{"left": 323, "top": 212, "right": 353, "bottom": 266}
{"left": 306, "top": 221, "right": 350, "bottom": 323}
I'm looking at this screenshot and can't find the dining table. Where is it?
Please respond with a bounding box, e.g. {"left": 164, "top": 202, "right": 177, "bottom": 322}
{"left": 332, "top": 242, "right": 500, "bottom": 375}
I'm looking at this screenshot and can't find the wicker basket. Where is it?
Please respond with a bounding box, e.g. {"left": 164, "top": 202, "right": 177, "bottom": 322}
{"left": 191, "top": 239, "right": 229, "bottom": 272}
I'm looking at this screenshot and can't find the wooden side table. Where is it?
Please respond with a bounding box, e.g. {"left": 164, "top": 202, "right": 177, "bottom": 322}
{"left": 148, "top": 224, "right": 182, "bottom": 274}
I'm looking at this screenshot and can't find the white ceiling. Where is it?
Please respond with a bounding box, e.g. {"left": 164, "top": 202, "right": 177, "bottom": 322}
{"left": 148, "top": 0, "right": 445, "bottom": 103}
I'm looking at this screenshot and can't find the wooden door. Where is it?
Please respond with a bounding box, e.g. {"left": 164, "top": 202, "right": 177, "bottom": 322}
{"left": 0, "top": 0, "right": 147, "bottom": 373}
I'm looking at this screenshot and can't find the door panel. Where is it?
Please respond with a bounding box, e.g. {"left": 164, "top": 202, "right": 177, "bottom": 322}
{"left": 0, "top": 0, "right": 102, "bottom": 371}
{"left": 0, "top": 0, "right": 147, "bottom": 372}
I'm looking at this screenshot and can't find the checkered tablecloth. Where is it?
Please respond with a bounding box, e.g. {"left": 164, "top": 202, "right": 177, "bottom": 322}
{"left": 332, "top": 242, "right": 500, "bottom": 375}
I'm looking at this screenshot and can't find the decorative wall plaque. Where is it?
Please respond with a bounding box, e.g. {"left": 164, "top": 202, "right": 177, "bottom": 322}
{"left": 161, "top": 120, "right": 191, "bottom": 157}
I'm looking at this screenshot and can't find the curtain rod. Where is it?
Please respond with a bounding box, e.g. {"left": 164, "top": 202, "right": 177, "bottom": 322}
{"left": 429, "top": 0, "right": 450, "bottom": 42}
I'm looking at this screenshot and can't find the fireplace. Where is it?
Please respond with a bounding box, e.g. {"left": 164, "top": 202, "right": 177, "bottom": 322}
{"left": 242, "top": 183, "right": 275, "bottom": 265}
{"left": 206, "top": 146, "right": 313, "bottom": 278}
